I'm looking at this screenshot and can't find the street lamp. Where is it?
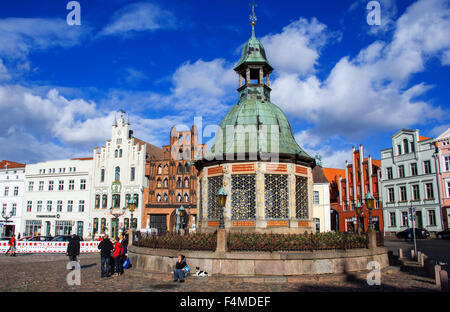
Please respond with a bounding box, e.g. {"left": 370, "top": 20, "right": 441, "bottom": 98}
{"left": 355, "top": 201, "right": 362, "bottom": 234}
{"left": 217, "top": 187, "right": 227, "bottom": 229}
{"left": 127, "top": 197, "right": 136, "bottom": 230}
{"left": 365, "top": 192, "right": 375, "bottom": 230}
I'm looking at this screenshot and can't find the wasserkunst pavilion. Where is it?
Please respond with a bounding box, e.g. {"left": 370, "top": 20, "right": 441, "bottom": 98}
{"left": 195, "top": 18, "right": 316, "bottom": 234}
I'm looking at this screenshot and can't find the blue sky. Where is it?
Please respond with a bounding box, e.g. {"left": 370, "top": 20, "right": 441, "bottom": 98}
{"left": 0, "top": 0, "right": 449, "bottom": 168}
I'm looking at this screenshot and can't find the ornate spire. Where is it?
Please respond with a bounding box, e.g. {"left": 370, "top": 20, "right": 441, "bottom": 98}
{"left": 249, "top": 1, "right": 258, "bottom": 36}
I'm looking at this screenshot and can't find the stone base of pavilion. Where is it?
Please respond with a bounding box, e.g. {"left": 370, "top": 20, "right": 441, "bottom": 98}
{"left": 128, "top": 245, "right": 389, "bottom": 277}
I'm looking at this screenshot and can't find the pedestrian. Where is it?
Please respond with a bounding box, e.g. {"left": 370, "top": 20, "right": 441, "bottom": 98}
{"left": 97, "top": 234, "right": 113, "bottom": 278}
{"left": 173, "top": 254, "right": 188, "bottom": 283}
{"left": 121, "top": 233, "right": 128, "bottom": 256}
{"left": 113, "top": 237, "right": 124, "bottom": 276}
{"left": 17, "top": 233, "right": 21, "bottom": 240}
{"left": 7, "top": 234, "right": 16, "bottom": 256}
{"left": 66, "top": 234, "right": 80, "bottom": 262}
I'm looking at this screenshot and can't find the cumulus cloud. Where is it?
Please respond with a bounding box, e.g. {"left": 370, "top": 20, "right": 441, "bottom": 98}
{"left": 0, "top": 59, "right": 10, "bottom": 81}
{"left": 271, "top": 0, "right": 449, "bottom": 144}
{"left": 261, "top": 17, "right": 337, "bottom": 76}
{"left": 100, "top": 2, "right": 177, "bottom": 37}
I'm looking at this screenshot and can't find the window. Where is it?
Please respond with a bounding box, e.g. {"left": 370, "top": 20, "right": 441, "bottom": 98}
{"left": 57, "top": 200, "right": 62, "bottom": 212}
{"left": 112, "top": 194, "right": 120, "bottom": 208}
{"left": 102, "top": 194, "right": 107, "bottom": 208}
{"left": 390, "top": 212, "right": 396, "bottom": 227}
{"left": 265, "top": 174, "right": 290, "bottom": 219}
{"left": 133, "top": 194, "right": 139, "bottom": 207}
{"left": 28, "top": 181, "right": 34, "bottom": 192}
{"left": 424, "top": 160, "right": 432, "bottom": 174}
{"left": 100, "top": 169, "right": 105, "bottom": 182}
{"left": 388, "top": 188, "right": 395, "bottom": 202}
{"left": 47, "top": 200, "right": 52, "bottom": 212}
{"left": 398, "top": 165, "right": 405, "bottom": 178}
{"left": 157, "top": 194, "right": 161, "bottom": 202}
{"left": 37, "top": 201, "right": 42, "bottom": 212}
{"left": 177, "top": 164, "right": 183, "bottom": 174}
{"left": 410, "top": 142, "right": 415, "bottom": 153}
{"left": 164, "top": 178, "right": 168, "bottom": 188}
{"left": 27, "top": 201, "right": 32, "bottom": 212}
{"left": 411, "top": 163, "right": 418, "bottom": 176}
{"left": 114, "top": 166, "right": 120, "bottom": 181}
{"left": 39, "top": 181, "right": 44, "bottom": 191}
{"left": 11, "top": 203, "right": 16, "bottom": 216}
{"left": 184, "top": 178, "right": 189, "bottom": 188}
{"left": 314, "top": 218, "right": 320, "bottom": 232}
{"left": 48, "top": 181, "right": 54, "bottom": 191}
{"left": 445, "top": 156, "right": 450, "bottom": 172}
{"left": 177, "top": 178, "right": 182, "bottom": 188}
{"left": 13, "top": 186, "right": 18, "bottom": 196}
{"left": 400, "top": 186, "right": 407, "bottom": 201}
{"left": 93, "top": 218, "right": 99, "bottom": 235}
{"left": 184, "top": 193, "right": 189, "bottom": 202}
{"left": 313, "top": 191, "right": 320, "bottom": 204}
{"left": 115, "top": 149, "right": 118, "bottom": 158}
{"left": 164, "top": 193, "right": 168, "bottom": 202}
{"left": 428, "top": 210, "right": 436, "bottom": 226}
{"left": 78, "top": 200, "right": 85, "bottom": 212}
{"left": 95, "top": 195, "right": 100, "bottom": 209}
{"left": 2, "top": 204, "right": 6, "bottom": 215}
{"left": 157, "top": 178, "right": 162, "bottom": 188}
{"left": 59, "top": 180, "right": 64, "bottom": 191}
{"left": 80, "top": 179, "right": 86, "bottom": 190}
{"left": 67, "top": 200, "right": 73, "bottom": 212}
{"left": 130, "top": 167, "right": 135, "bottom": 181}
{"left": 157, "top": 165, "right": 162, "bottom": 175}
{"left": 412, "top": 185, "right": 420, "bottom": 200}
{"left": 177, "top": 193, "right": 182, "bottom": 202}
{"left": 402, "top": 212, "right": 409, "bottom": 226}
{"left": 426, "top": 183, "right": 434, "bottom": 199}
{"left": 403, "top": 139, "right": 409, "bottom": 154}
{"left": 397, "top": 145, "right": 402, "bottom": 155}
{"left": 447, "top": 181, "right": 450, "bottom": 198}
{"left": 387, "top": 167, "right": 393, "bottom": 180}
{"left": 101, "top": 218, "right": 106, "bottom": 233}
{"left": 119, "top": 149, "right": 122, "bottom": 158}
{"left": 4, "top": 187, "right": 8, "bottom": 196}
{"left": 69, "top": 180, "right": 74, "bottom": 190}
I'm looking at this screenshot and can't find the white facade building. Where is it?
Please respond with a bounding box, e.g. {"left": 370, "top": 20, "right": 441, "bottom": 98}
{"left": 0, "top": 160, "right": 26, "bottom": 238}
{"left": 380, "top": 129, "right": 442, "bottom": 234}
{"left": 90, "top": 113, "right": 162, "bottom": 239}
{"left": 21, "top": 158, "right": 93, "bottom": 238}
{"left": 312, "top": 166, "right": 331, "bottom": 232}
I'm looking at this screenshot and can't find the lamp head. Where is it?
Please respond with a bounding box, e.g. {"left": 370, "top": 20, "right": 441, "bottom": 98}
{"left": 217, "top": 187, "right": 227, "bottom": 206}
{"left": 365, "top": 192, "right": 375, "bottom": 209}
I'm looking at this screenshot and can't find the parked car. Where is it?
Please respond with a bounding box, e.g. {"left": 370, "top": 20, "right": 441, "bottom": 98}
{"left": 436, "top": 228, "right": 450, "bottom": 239}
{"left": 28, "top": 236, "right": 54, "bottom": 242}
{"left": 52, "top": 235, "right": 83, "bottom": 242}
{"left": 0, "top": 237, "right": 11, "bottom": 241}
{"left": 18, "top": 236, "right": 32, "bottom": 241}
{"left": 396, "top": 228, "right": 430, "bottom": 239}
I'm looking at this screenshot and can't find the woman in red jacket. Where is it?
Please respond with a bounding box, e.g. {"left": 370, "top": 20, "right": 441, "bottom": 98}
{"left": 8, "top": 234, "right": 16, "bottom": 256}
{"left": 113, "top": 237, "right": 123, "bottom": 276}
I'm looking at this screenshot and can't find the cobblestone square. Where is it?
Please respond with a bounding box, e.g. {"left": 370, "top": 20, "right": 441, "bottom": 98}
{"left": 0, "top": 253, "right": 440, "bottom": 292}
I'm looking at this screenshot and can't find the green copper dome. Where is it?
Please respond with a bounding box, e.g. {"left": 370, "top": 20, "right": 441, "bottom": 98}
{"left": 203, "top": 24, "right": 313, "bottom": 164}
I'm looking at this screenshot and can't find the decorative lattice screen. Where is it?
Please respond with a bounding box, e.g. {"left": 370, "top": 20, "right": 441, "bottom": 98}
{"left": 295, "top": 175, "right": 308, "bottom": 219}
{"left": 231, "top": 174, "right": 256, "bottom": 220}
{"left": 264, "top": 174, "right": 289, "bottom": 219}
{"left": 207, "top": 175, "right": 223, "bottom": 220}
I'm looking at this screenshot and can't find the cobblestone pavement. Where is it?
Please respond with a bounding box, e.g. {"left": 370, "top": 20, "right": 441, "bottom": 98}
{"left": 0, "top": 253, "right": 440, "bottom": 292}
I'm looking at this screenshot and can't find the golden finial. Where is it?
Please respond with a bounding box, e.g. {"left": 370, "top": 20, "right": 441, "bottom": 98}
{"left": 249, "top": 1, "right": 258, "bottom": 26}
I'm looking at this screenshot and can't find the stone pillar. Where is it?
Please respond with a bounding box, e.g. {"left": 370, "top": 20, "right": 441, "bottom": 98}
{"left": 435, "top": 265, "right": 442, "bottom": 288}
{"left": 128, "top": 229, "right": 135, "bottom": 249}
{"left": 417, "top": 251, "right": 422, "bottom": 264}
{"left": 223, "top": 164, "right": 232, "bottom": 228}
{"left": 259, "top": 68, "right": 264, "bottom": 85}
{"left": 216, "top": 228, "right": 227, "bottom": 255}
{"left": 266, "top": 74, "right": 270, "bottom": 87}
{"left": 399, "top": 248, "right": 403, "bottom": 259}
{"left": 246, "top": 68, "right": 250, "bottom": 85}
{"left": 410, "top": 249, "right": 415, "bottom": 259}
{"left": 368, "top": 228, "right": 377, "bottom": 250}
{"left": 288, "top": 165, "right": 296, "bottom": 222}
{"left": 239, "top": 74, "right": 242, "bottom": 87}
{"left": 255, "top": 163, "right": 265, "bottom": 228}
{"left": 421, "top": 254, "right": 428, "bottom": 267}
{"left": 440, "top": 270, "right": 449, "bottom": 291}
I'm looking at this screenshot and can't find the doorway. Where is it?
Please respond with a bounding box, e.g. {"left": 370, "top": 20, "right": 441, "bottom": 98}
{"left": 45, "top": 221, "right": 51, "bottom": 236}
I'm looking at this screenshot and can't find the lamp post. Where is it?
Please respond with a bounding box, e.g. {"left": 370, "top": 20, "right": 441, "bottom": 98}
{"left": 365, "top": 192, "right": 375, "bottom": 230}
{"left": 355, "top": 201, "right": 362, "bottom": 234}
{"left": 109, "top": 207, "right": 125, "bottom": 239}
{"left": 217, "top": 187, "right": 227, "bottom": 229}
{"left": 176, "top": 205, "right": 186, "bottom": 234}
{"left": 127, "top": 197, "right": 136, "bottom": 230}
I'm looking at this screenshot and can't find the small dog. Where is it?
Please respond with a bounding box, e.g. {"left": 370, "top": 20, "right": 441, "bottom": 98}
{"left": 194, "top": 267, "right": 208, "bottom": 277}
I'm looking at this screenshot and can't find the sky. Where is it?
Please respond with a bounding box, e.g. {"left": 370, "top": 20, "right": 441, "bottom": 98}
{"left": 0, "top": 0, "right": 449, "bottom": 168}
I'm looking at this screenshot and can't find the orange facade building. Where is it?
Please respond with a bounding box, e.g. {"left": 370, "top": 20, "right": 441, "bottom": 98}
{"left": 142, "top": 125, "right": 206, "bottom": 233}
{"left": 323, "top": 145, "right": 384, "bottom": 233}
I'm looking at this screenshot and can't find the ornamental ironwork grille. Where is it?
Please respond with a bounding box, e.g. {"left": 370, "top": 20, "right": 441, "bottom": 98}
{"left": 198, "top": 180, "right": 203, "bottom": 222}
{"left": 264, "top": 174, "right": 289, "bottom": 219}
{"left": 207, "top": 175, "right": 223, "bottom": 220}
{"left": 295, "top": 175, "right": 308, "bottom": 219}
{"left": 231, "top": 174, "right": 256, "bottom": 220}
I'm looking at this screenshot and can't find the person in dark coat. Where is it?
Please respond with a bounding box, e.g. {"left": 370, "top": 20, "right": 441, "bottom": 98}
{"left": 66, "top": 234, "right": 80, "bottom": 262}
{"left": 97, "top": 234, "right": 114, "bottom": 278}
{"left": 121, "top": 233, "right": 128, "bottom": 256}
{"left": 173, "top": 254, "right": 187, "bottom": 283}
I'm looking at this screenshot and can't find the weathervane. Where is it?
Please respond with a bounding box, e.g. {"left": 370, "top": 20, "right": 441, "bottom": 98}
{"left": 249, "top": 1, "right": 258, "bottom": 26}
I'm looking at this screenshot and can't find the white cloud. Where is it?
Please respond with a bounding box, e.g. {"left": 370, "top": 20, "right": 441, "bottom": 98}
{"left": 0, "top": 17, "right": 89, "bottom": 60}
{"left": 261, "top": 18, "right": 335, "bottom": 76}
{"left": 271, "top": 0, "right": 449, "bottom": 144}
{"left": 100, "top": 2, "right": 177, "bottom": 37}
{"left": 0, "top": 59, "right": 10, "bottom": 81}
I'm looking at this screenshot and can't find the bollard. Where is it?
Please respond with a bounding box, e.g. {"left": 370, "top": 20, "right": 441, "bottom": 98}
{"left": 439, "top": 270, "right": 449, "bottom": 291}
{"left": 435, "top": 265, "right": 442, "bottom": 287}
{"left": 421, "top": 254, "right": 427, "bottom": 267}
{"left": 411, "top": 249, "right": 415, "bottom": 260}
{"left": 417, "top": 251, "right": 422, "bottom": 263}
{"left": 399, "top": 248, "right": 403, "bottom": 259}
